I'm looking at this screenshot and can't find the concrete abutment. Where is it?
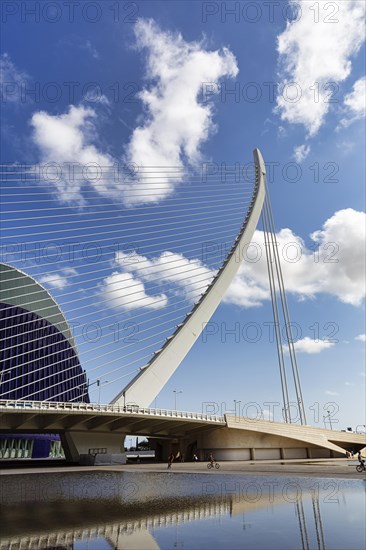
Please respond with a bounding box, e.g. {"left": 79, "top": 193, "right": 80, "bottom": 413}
{"left": 60, "top": 431, "right": 126, "bottom": 465}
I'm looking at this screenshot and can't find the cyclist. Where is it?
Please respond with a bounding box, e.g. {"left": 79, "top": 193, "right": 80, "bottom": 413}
{"left": 357, "top": 451, "right": 365, "bottom": 469}
{"left": 208, "top": 452, "right": 215, "bottom": 467}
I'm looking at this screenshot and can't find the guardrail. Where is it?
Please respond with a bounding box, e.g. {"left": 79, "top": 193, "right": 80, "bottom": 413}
{"left": 0, "top": 400, "right": 225, "bottom": 423}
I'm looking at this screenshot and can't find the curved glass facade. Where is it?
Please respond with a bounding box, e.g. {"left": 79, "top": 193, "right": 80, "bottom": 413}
{"left": 0, "top": 302, "right": 89, "bottom": 402}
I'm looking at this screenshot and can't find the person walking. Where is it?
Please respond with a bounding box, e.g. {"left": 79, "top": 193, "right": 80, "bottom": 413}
{"left": 167, "top": 452, "right": 174, "bottom": 469}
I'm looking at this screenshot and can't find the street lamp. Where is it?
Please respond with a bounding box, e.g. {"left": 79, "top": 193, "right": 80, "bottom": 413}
{"left": 323, "top": 411, "right": 333, "bottom": 430}
{"left": 173, "top": 389, "right": 182, "bottom": 411}
{"left": 327, "top": 410, "right": 333, "bottom": 430}
{"left": 87, "top": 379, "right": 109, "bottom": 404}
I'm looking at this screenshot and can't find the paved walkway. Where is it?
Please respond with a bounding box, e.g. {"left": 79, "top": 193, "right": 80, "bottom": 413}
{"left": 1, "top": 459, "right": 365, "bottom": 479}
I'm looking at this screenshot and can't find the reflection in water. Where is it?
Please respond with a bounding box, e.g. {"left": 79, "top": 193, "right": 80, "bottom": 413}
{"left": 0, "top": 472, "right": 365, "bottom": 550}
{"left": 296, "top": 498, "right": 309, "bottom": 550}
{"left": 312, "top": 495, "right": 326, "bottom": 550}
{"left": 295, "top": 494, "right": 326, "bottom": 550}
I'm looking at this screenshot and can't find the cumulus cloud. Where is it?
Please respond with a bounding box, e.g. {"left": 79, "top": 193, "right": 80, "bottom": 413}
{"left": 123, "top": 18, "right": 238, "bottom": 205}
{"left": 30, "top": 19, "right": 238, "bottom": 208}
{"left": 100, "top": 249, "right": 217, "bottom": 310}
{"left": 101, "top": 208, "right": 365, "bottom": 312}
{"left": 101, "top": 271, "right": 167, "bottom": 311}
{"left": 355, "top": 334, "right": 366, "bottom": 342}
{"left": 223, "top": 266, "right": 270, "bottom": 308}
{"left": 0, "top": 53, "right": 29, "bottom": 103}
{"left": 292, "top": 337, "right": 335, "bottom": 354}
{"left": 112, "top": 250, "right": 215, "bottom": 302}
{"left": 293, "top": 144, "right": 311, "bottom": 163}
{"left": 325, "top": 390, "right": 339, "bottom": 396}
{"left": 31, "top": 105, "right": 117, "bottom": 205}
{"left": 224, "top": 208, "right": 366, "bottom": 308}
{"left": 39, "top": 268, "right": 78, "bottom": 290}
{"left": 275, "top": 0, "right": 365, "bottom": 135}
{"left": 339, "top": 76, "right": 366, "bottom": 128}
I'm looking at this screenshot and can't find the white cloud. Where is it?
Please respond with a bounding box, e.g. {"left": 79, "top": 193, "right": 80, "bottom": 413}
{"left": 339, "top": 76, "right": 366, "bottom": 128}
{"left": 101, "top": 249, "right": 216, "bottom": 311}
{"left": 223, "top": 267, "right": 270, "bottom": 308}
{"left": 0, "top": 53, "right": 29, "bottom": 103}
{"left": 104, "top": 207, "right": 365, "bottom": 312}
{"left": 294, "top": 337, "right": 335, "bottom": 354}
{"left": 39, "top": 274, "right": 68, "bottom": 290}
{"left": 275, "top": 1, "right": 365, "bottom": 135}
{"left": 310, "top": 208, "right": 366, "bottom": 305}
{"left": 101, "top": 271, "right": 167, "bottom": 311}
{"left": 123, "top": 18, "right": 238, "bottom": 205}
{"left": 344, "top": 76, "right": 366, "bottom": 116}
{"left": 39, "top": 268, "right": 78, "bottom": 290}
{"left": 98, "top": 206, "right": 365, "bottom": 312}
{"left": 224, "top": 208, "right": 366, "bottom": 308}
{"left": 281, "top": 337, "right": 335, "bottom": 355}
{"left": 325, "top": 390, "right": 339, "bottom": 396}
{"left": 30, "top": 19, "right": 238, "bottom": 208}
{"left": 293, "top": 144, "right": 311, "bottom": 163}
{"left": 31, "top": 105, "right": 116, "bottom": 205}
{"left": 355, "top": 334, "right": 366, "bottom": 342}
{"left": 114, "top": 250, "right": 215, "bottom": 299}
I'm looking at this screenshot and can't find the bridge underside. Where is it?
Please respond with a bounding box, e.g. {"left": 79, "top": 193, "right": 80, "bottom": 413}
{"left": 152, "top": 416, "right": 366, "bottom": 462}
{"left": 0, "top": 406, "right": 225, "bottom": 463}
{"left": 1, "top": 406, "right": 365, "bottom": 464}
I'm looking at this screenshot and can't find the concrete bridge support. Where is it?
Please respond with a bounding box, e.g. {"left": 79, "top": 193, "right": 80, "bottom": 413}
{"left": 60, "top": 431, "right": 126, "bottom": 465}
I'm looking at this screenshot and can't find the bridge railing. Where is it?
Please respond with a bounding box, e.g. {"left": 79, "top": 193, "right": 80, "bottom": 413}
{"left": 0, "top": 400, "right": 224, "bottom": 423}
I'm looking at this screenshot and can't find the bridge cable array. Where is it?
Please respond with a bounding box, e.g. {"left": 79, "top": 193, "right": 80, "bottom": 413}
{"left": 1, "top": 163, "right": 258, "bottom": 404}
{"left": 262, "top": 185, "right": 307, "bottom": 425}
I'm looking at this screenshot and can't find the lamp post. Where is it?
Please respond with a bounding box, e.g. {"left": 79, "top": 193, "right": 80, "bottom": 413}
{"left": 327, "top": 410, "right": 333, "bottom": 430}
{"left": 87, "top": 379, "right": 109, "bottom": 404}
{"left": 98, "top": 380, "right": 109, "bottom": 405}
{"left": 323, "top": 411, "right": 333, "bottom": 430}
{"left": 173, "top": 389, "right": 182, "bottom": 411}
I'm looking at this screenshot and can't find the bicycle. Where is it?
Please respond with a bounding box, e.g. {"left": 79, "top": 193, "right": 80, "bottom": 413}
{"left": 207, "top": 461, "right": 220, "bottom": 469}
{"left": 356, "top": 463, "right": 366, "bottom": 473}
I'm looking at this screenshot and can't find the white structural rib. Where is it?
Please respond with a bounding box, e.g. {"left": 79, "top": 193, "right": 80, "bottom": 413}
{"left": 111, "top": 149, "right": 266, "bottom": 408}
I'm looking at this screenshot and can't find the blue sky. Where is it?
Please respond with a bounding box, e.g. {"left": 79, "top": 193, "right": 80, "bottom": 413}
{"left": 1, "top": 1, "right": 365, "bottom": 429}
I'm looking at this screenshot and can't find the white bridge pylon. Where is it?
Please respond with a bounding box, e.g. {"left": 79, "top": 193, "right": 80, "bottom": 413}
{"left": 112, "top": 149, "right": 266, "bottom": 408}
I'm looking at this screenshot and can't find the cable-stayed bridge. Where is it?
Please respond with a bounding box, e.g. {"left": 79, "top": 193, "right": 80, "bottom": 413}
{"left": 1, "top": 151, "right": 263, "bottom": 405}
{"left": 1, "top": 149, "right": 365, "bottom": 463}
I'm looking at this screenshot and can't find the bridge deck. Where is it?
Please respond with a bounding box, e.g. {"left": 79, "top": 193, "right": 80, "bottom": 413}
{"left": 0, "top": 400, "right": 225, "bottom": 438}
